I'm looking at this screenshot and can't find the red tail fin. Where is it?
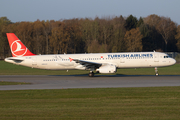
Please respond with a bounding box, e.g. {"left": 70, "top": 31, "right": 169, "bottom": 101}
{"left": 6, "top": 33, "right": 35, "bottom": 57}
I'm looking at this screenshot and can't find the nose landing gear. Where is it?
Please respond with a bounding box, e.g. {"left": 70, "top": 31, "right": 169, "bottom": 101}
{"left": 155, "top": 67, "right": 159, "bottom": 76}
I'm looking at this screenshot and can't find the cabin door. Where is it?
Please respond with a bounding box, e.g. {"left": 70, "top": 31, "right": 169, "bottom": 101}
{"left": 32, "top": 57, "right": 37, "bottom": 67}
{"left": 120, "top": 58, "right": 125, "bottom": 63}
{"left": 154, "top": 53, "right": 159, "bottom": 62}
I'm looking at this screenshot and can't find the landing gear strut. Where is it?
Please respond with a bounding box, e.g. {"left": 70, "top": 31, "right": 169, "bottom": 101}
{"left": 89, "top": 71, "right": 94, "bottom": 77}
{"left": 155, "top": 67, "right": 159, "bottom": 76}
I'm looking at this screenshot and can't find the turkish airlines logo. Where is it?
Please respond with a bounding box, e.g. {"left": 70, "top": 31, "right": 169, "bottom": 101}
{"left": 11, "top": 40, "right": 27, "bottom": 56}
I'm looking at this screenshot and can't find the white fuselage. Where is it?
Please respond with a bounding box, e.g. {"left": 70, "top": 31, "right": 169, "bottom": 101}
{"left": 5, "top": 52, "right": 176, "bottom": 71}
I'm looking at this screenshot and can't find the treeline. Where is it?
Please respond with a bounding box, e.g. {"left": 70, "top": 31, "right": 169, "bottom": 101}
{"left": 0, "top": 14, "right": 180, "bottom": 59}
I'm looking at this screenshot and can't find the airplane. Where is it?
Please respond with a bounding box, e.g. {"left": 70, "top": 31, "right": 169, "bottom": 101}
{"left": 5, "top": 33, "right": 176, "bottom": 77}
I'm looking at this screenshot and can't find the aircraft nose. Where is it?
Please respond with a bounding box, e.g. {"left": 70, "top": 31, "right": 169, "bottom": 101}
{"left": 171, "top": 58, "right": 176, "bottom": 65}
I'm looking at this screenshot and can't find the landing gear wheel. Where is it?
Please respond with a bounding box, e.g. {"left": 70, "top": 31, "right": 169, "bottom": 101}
{"left": 89, "top": 71, "right": 94, "bottom": 77}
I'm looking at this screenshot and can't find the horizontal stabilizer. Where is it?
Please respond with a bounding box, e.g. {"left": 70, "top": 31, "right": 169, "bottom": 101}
{"left": 5, "top": 57, "right": 24, "bottom": 63}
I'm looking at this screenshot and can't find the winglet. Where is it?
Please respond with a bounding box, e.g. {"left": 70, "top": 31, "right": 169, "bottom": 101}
{"left": 69, "top": 57, "right": 73, "bottom": 62}
{"left": 6, "top": 33, "right": 35, "bottom": 57}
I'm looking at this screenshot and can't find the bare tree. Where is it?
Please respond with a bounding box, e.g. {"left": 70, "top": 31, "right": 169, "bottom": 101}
{"left": 144, "top": 15, "right": 177, "bottom": 51}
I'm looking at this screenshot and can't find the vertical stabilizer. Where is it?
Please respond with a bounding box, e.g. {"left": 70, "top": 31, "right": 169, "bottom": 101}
{"left": 6, "top": 33, "right": 35, "bottom": 57}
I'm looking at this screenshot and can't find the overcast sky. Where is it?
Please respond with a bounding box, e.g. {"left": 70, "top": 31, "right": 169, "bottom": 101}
{"left": 0, "top": 0, "right": 180, "bottom": 24}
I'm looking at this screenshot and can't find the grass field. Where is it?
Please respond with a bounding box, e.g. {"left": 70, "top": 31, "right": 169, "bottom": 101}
{"left": 0, "top": 60, "right": 180, "bottom": 75}
{"left": 0, "top": 87, "right": 180, "bottom": 119}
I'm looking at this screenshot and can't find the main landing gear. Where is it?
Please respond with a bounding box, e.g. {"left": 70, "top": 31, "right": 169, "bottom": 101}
{"left": 89, "top": 71, "right": 94, "bottom": 77}
{"left": 155, "top": 67, "right": 159, "bottom": 76}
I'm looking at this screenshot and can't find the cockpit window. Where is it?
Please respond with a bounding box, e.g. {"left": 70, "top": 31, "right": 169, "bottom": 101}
{"left": 164, "top": 56, "right": 169, "bottom": 58}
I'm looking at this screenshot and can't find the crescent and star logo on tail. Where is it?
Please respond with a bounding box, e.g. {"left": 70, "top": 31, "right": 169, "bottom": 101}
{"left": 11, "top": 40, "right": 27, "bottom": 57}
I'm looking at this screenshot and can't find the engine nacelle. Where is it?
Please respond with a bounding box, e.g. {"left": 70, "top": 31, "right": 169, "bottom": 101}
{"left": 96, "top": 64, "right": 116, "bottom": 73}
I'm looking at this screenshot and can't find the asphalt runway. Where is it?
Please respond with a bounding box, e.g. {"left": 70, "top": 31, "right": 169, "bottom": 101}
{"left": 0, "top": 75, "right": 180, "bottom": 90}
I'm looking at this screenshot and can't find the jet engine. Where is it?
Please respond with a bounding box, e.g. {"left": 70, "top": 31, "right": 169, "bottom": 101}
{"left": 96, "top": 64, "right": 116, "bottom": 73}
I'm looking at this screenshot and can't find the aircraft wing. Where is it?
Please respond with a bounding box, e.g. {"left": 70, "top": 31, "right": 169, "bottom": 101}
{"left": 73, "top": 59, "right": 102, "bottom": 70}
